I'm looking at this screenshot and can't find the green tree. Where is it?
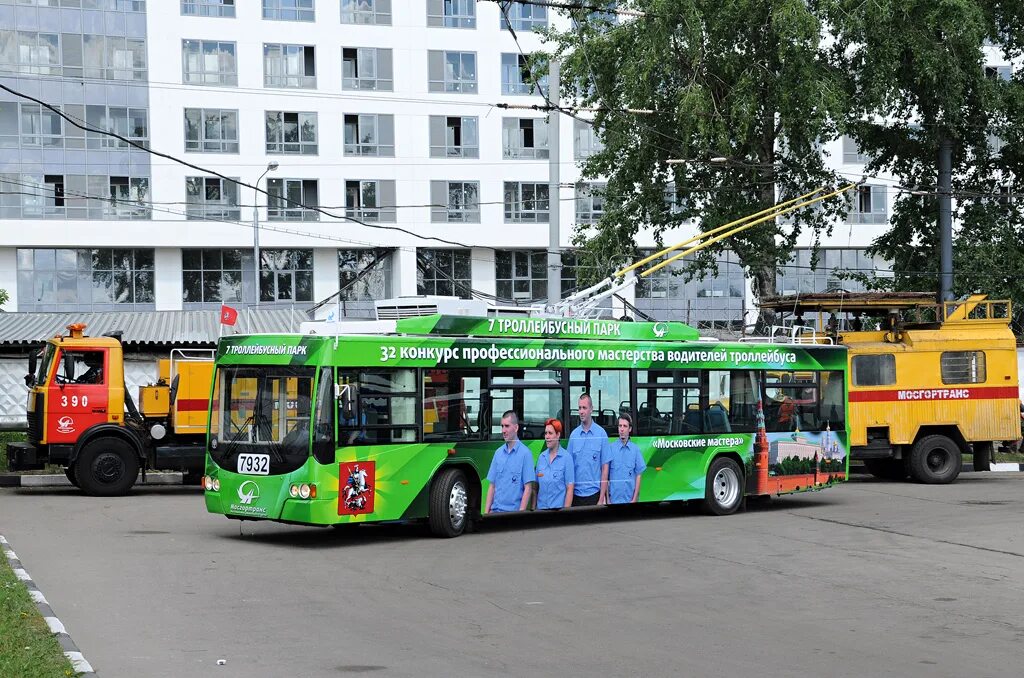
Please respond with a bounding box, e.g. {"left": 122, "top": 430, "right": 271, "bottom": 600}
{"left": 544, "top": 1, "right": 849, "bottom": 329}
{"left": 826, "top": 0, "right": 1024, "bottom": 330}
{"left": 0, "top": 288, "right": 8, "bottom": 308}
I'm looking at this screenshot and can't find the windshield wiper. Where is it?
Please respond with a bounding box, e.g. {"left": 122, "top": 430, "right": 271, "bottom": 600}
{"left": 222, "top": 414, "right": 254, "bottom": 458}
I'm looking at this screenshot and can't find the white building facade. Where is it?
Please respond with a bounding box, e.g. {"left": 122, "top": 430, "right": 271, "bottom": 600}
{"left": 0, "top": 1, "right": 1011, "bottom": 328}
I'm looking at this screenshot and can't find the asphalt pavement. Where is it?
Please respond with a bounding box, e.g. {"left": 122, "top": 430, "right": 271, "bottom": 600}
{"left": 1, "top": 474, "right": 1023, "bottom": 678}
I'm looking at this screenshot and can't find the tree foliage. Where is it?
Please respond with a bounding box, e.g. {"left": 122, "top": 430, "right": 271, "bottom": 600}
{"left": 825, "top": 0, "right": 1024, "bottom": 331}
{"left": 544, "top": 0, "right": 850, "bottom": 328}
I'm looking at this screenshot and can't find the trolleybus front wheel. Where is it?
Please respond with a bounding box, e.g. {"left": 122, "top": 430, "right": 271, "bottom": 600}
{"left": 703, "top": 457, "right": 744, "bottom": 515}
{"left": 907, "top": 434, "right": 961, "bottom": 484}
{"left": 428, "top": 468, "right": 469, "bottom": 538}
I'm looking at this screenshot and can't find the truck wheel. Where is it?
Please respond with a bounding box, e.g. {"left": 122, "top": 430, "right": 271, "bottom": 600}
{"left": 703, "top": 457, "right": 744, "bottom": 515}
{"left": 77, "top": 438, "right": 140, "bottom": 496}
{"left": 428, "top": 468, "right": 469, "bottom": 538}
{"left": 863, "top": 458, "right": 907, "bottom": 481}
{"left": 907, "top": 435, "right": 962, "bottom": 484}
{"left": 64, "top": 465, "right": 80, "bottom": 488}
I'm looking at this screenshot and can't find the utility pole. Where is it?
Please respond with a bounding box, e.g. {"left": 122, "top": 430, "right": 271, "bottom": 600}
{"left": 546, "top": 59, "right": 562, "bottom": 306}
{"left": 938, "top": 136, "right": 953, "bottom": 304}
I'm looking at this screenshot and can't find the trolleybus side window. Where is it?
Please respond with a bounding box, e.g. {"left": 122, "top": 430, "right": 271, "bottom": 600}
{"left": 423, "top": 369, "right": 486, "bottom": 441}
{"left": 568, "top": 369, "right": 631, "bottom": 435}
{"left": 820, "top": 370, "right": 845, "bottom": 429}
{"left": 490, "top": 369, "right": 564, "bottom": 441}
{"left": 705, "top": 370, "right": 759, "bottom": 434}
{"left": 940, "top": 351, "right": 986, "bottom": 384}
{"left": 635, "top": 369, "right": 701, "bottom": 435}
{"left": 312, "top": 367, "right": 335, "bottom": 464}
{"left": 338, "top": 369, "right": 418, "bottom": 445}
{"left": 852, "top": 354, "right": 895, "bottom": 386}
{"left": 763, "top": 371, "right": 818, "bottom": 433}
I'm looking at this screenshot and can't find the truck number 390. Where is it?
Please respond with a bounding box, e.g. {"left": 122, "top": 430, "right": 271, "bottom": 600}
{"left": 60, "top": 395, "right": 89, "bottom": 408}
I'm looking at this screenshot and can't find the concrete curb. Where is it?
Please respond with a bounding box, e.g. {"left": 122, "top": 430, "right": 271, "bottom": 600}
{"left": 963, "top": 462, "right": 1024, "bottom": 473}
{"left": 0, "top": 534, "right": 98, "bottom": 677}
{"left": 0, "top": 471, "right": 183, "bottom": 488}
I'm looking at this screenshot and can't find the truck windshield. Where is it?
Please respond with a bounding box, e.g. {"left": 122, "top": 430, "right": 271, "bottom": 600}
{"left": 210, "top": 366, "right": 317, "bottom": 475}
{"left": 36, "top": 344, "right": 56, "bottom": 385}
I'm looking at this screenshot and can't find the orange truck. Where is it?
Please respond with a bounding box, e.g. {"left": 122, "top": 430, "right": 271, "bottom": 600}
{"left": 761, "top": 293, "right": 1021, "bottom": 483}
{"left": 5, "top": 323, "right": 213, "bottom": 495}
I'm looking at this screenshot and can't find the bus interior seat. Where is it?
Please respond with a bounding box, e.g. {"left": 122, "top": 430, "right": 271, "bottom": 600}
{"left": 683, "top": 408, "right": 703, "bottom": 433}
{"left": 706, "top": 403, "right": 732, "bottom": 433}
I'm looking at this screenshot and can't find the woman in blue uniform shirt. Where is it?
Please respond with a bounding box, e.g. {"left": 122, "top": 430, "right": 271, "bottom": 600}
{"left": 534, "top": 418, "right": 575, "bottom": 510}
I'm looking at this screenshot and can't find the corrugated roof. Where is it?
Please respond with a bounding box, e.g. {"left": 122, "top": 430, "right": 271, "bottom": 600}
{"left": 0, "top": 309, "right": 310, "bottom": 346}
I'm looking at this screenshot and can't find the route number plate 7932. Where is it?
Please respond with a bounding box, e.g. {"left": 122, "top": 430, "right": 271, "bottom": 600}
{"left": 237, "top": 453, "right": 270, "bottom": 475}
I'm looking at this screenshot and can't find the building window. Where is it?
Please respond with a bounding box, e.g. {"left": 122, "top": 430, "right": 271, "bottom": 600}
{"left": 345, "top": 180, "right": 396, "bottom": 223}
{"left": 495, "top": 250, "right": 547, "bottom": 302}
{"left": 574, "top": 119, "right": 605, "bottom": 159}
{"left": 0, "top": 30, "right": 59, "bottom": 76}
{"left": 182, "top": 249, "right": 244, "bottom": 304}
{"left": 107, "top": 177, "right": 150, "bottom": 219}
{"left": 341, "top": 0, "right": 391, "bottom": 24}
{"left": 16, "top": 248, "right": 155, "bottom": 311}
{"left": 502, "top": 117, "right": 549, "bottom": 159}
{"left": 184, "top": 108, "right": 239, "bottom": 153}
{"left": 501, "top": 53, "right": 545, "bottom": 95}
{"left": 500, "top": 1, "right": 547, "bottom": 31}
{"left": 560, "top": 251, "right": 578, "bottom": 298}
{"left": 636, "top": 249, "right": 746, "bottom": 329}
{"left": 417, "top": 249, "right": 472, "bottom": 299}
{"left": 842, "top": 135, "right": 870, "bottom": 164}
{"left": 263, "top": 0, "right": 314, "bottom": 21}
{"left": 428, "top": 50, "right": 477, "bottom": 93}
{"left": 182, "top": 0, "right": 235, "bottom": 16}
{"left": 575, "top": 183, "right": 606, "bottom": 224}
{"left": 1, "top": 173, "right": 149, "bottom": 220}
{"left": 343, "top": 114, "right": 395, "bottom": 156}
{"left": 777, "top": 248, "right": 892, "bottom": 297}
{"left": 84, "top": 105, "right": 149, "bottom": 149}
{"left": 430, "top": 181, "right": 480, "bottom": 222}
{"left": 267, "top": 178, "right": 319, "bottom": 221}
{"left": 0, "top": 103, "right": 63, "bottom": 148}
{"left": 186, "top": 177, "right": 240, "bottom": 220}
{"left": 260, "top": 249, "right": 313, "bottom": 302}
{"left": 65, "top": 34, "right": 147, "bottom": 81}
{"left": 182, "top": 39, "right": 237, "bottom": 86}
{"left": 339, "top": 249, "right": 393, "bottom": 301}
{"left": 427, "top": 0, "right": 476, "bottom": 28}
{"left": 847, "top": 184, "right": 888, "bottom": 224}
{"left": 504, "top": 182, "right": 549, "bottom": 223}
{"left": 342, "top": 47, "right": 393, "bottom": 91}
{"left": 265, "top": 111, "right": 318, "bottom": 155}
{"left": 264, "top": 44, "right": 316, "bottom": 88}
{"left": 429, "top": 116, "right": 479, "bottom": 158}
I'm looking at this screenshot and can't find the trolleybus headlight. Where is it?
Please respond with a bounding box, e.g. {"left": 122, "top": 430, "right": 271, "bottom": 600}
{"left": 202, "top": 475, "right": 212, "bottom": 491}
{"left": 298, "top": 483, "right": 311, "bottom": 499}
{"left": 289, "top": 484, "right": 300, "bottom": 498}
{"left": 212, "top": 478, "right": 220, "bottom": 492}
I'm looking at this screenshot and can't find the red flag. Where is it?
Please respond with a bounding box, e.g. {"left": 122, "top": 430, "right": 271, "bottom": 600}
{"left": 220, "top": 304, "right": 238, "bottom": 326}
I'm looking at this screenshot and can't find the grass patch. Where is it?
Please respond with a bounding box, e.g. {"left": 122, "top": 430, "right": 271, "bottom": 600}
{"left": 0, "top": 431, "right": 27, "bottom": 473}
{"left": 0, "top": 549, "right": 78, "bottom": 677}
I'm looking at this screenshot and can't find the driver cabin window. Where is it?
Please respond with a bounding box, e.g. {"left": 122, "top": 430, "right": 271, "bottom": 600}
{"left": 58, "top": 350, "right": 106, "bottom": 385}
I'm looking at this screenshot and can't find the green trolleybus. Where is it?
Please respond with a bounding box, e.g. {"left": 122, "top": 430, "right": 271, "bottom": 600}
{"left": 203, "top": 314, "right": 849, "bottom": 537}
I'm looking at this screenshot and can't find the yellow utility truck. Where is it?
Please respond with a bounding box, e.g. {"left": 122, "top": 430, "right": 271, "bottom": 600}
{"left": 6, "top": 323, "right": 213, "bottom": 495}
{"left": 761, "top": 293, "right": 1020, "bottom": 483}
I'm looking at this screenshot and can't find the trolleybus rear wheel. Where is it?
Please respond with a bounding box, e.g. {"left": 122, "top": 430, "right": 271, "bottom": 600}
{"left": 907, "top": 434, "right": 961, "bottom": 484}
{"left": 703, "top": 457, "right": 744, "bottom": 515}
{"left": 428, "top": 468, "right": 469, "bottom": 537}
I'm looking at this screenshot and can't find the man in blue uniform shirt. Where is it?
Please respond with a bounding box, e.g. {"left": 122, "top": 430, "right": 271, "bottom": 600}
{"left": 568, "top": 393, "right": 611, "bottom": 506}
{"left": 607, "top": 413, "right": 646, "bottom": 504}
{"left": 484, "top": 410, "right": 536, "bottom": 513}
